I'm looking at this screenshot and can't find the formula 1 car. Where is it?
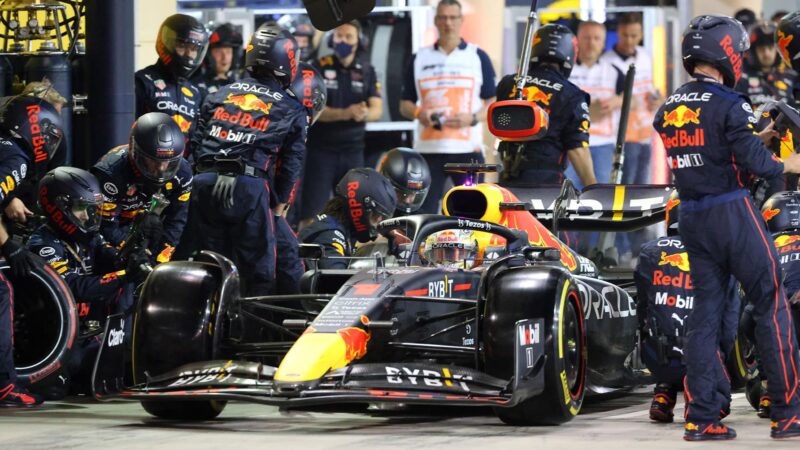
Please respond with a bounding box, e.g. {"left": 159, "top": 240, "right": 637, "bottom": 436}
{"left": 92, "top": 179, "right": 715, "bottom": 426}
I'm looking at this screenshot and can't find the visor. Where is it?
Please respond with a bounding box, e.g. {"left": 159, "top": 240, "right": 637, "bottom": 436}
{"left": 395, "top": 187, "right": 428, "bottom": 214}
{"left": 424, "top": 243, "right": 477, "bottom": 269}
{"left": 41, "top": 118, "right": 63, "bottom": 158}
{"left": 134, "top": 149, "right": 181, "bottom": 185}
{"left": 67, "top": 197, "right": 101, "bottom": 233}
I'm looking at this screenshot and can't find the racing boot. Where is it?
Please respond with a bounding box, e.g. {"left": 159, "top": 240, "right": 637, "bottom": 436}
{"left": 771, "top": 416, "right": 800, "bottom": 439}
{"left": 758, "top": 395, "right": 772, "bottom": 419}
{"left": 684, "top": 421, "right": 736, "bottom": 441}
{"left": 0, "top": 383, "right": 43, "bottom": 407}
{"left": 650, "top": 384, "right": 677, "bottom": 423}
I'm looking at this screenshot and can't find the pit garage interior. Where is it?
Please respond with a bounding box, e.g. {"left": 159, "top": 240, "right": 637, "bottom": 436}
{"left": 2, "top": 0, "right": 800, "bottom": 448}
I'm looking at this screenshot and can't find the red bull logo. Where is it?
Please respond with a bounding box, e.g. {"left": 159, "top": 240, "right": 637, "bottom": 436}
{"left": 172, "top": 114, "right": 191, "bottom": 133}
{"left": 337, "top": 327, "right": 370, "bottom": 362}
{"left": 223, "top": 93, "right": 273, "bottom": 115}
{"left": 763, "top": 207, "right": 781, "bottom": 222}
{"left": 653, "top": 270, "right": 694, "bottom": 289}
{"left": 284, "top": 40, "right": 298, "bottom": 80}
{"left": 778, "top": 30, "right": 794, "bottom": 68}
{"left": 662, "top": 105, "right": 701, "bottom": 128}
{"left": 346, "top": 181, "right": 367, "bottom": 232}
{"left": 658, "top": 251, "right": 690, "bottom": 272}
{"left": 26, "top": 105, "right": 48, "bottom": 163}
{"left": 39, "top": 185, "right": 77, "bottom": 236}
{"left": 212, "top": 107, "right": 271, "bottom": 132}
{"left": 523, "top": 86, "right": 552, "bottom": 106}
{"left": 775, "top": 234, "right": 800, "bottom": 248}
{"left": 300, "top": 69, "right": 315, "bottom": 109}
{"left": 720, "top": 34, "right": 743, "bottom": 82}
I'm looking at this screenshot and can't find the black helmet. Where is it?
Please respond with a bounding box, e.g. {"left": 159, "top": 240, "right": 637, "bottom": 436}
{"left": 734, "top": 9, "right": 757, "bottom": 30}
{"left": 378, "top": 147, "right": 431, "bottom": 214}
{"left": 290, "top": 62, "right": 327, "bottom": 124}
{"left": 244, "top": 24, "right": 299, "bottom": 88}
{"left": 682, "top": 15, "right": 748, "bottom": 88}
{"left": 762, "top": 191, "right": 800, "bottom": 233}
{"left": 156, "top": 14, "right": 209, "bottom": 79}
{"left": 335, "top": 168, "right": 397, "bottom": 243}
{"left": 665, "top": 190, "right": 680, "bottom": 236}
{"left": 277, "top": 15, "right": 315, "bottom": 39}
{"left": 0, "top": 96, "right": 63, "bottom": 165}
{"left": 128, "top": 112, "right": 185, "bottom": 187}
{"left": 38, "top": 167, "right": 102, "bottom": 243}
{"left": 209, "top": 23, "right": 243, "bottom": 50}
{"left": 530, "top": 24, "right": 577, "bottom": 77}
{"left": 777, "top": 11, "right": 800, "bottom": 73}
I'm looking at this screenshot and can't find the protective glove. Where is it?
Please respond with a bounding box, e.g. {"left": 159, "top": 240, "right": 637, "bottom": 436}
{"left": 139, "top": 212, "right": 164, "bottom": 245}
{"left": 212, "top": 174, "right": 237, "bottom": 209}
{"left": 125, "top": 249, "right": 152, "bottom": 284}
{"left": 1, "top": 239, "right": 43, "bottom": 278}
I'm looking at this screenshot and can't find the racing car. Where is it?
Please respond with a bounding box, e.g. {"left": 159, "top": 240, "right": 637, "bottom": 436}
{"left": 90, "top": 178, "right": 713, "bottom": 426}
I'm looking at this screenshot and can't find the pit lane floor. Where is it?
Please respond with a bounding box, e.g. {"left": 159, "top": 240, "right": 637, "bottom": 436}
{"left": 0, "top": 389, "right": 797, "bottom": 449}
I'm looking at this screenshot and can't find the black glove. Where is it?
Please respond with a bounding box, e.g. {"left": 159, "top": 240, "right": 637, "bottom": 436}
{"left": 1, "top": 239, "right": 43, "bottom": 278}
{"left": 212, "top": 174, "right": 237, "bottom": 209}
{"left": 139, "top": 212, "right": 164, "bottom": 244}
{"left": 125, "top": 249, "right": 151, "bottom": 284}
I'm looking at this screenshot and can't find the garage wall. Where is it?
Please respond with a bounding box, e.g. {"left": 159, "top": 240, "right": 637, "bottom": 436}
{"left": 691, "top": 0, "right": 761, "bottom": 18}
{"left": 135, "top": 0, "right": 177, "bottom": 70}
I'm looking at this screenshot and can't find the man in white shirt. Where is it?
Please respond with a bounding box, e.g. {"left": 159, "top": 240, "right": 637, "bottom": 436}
{"left": 601, "top": 13, "right": 662, "bottom": 186}
{"left": 400, "top": 0, "right": 496, "bottom": 213}
{"left": 566, "top": 20, "right": 625, "bottom": 187}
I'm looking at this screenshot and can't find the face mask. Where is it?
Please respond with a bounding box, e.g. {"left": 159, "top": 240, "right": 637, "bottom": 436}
{"left": 334, "top": 42, "right": 355, "bottom": 58}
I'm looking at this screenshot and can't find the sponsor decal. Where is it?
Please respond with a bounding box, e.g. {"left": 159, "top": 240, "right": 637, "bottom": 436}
{"left": 666, "top": 152, "right": 704, "bottom": 168}
{"left": 658, "top": 251, "right": 690, "bottom": 272}
{"left": 777, "top": 30, "right": 794, "bottom": 69}
{"left": 209, "top": 124, "right": 257, "bottom": 144}
{"left": 662, "top": 105, "right": 701, "bottom": 128}
{"left": 300, "top": 69, "right": 315, "bottom": 109}
{"left": 283, "top": 40, "right": 297, "bottom": 79}
{"left": 153, "top": 79, "right": 166, "bottom": 90}
{"left": 338, "top": 326, "right": 370, "bottom": 362}
{"left": 26, "top": 105, "right": 48, "bottom": 163}
{"left": 661, "top": 129, "right": 705, "bottom": 150}
{"left": 346, "top": 181, "right": 367, "bottom": 232}
{"left": 654, "top": 291, "right": 694, "bottom": 309}
{"left": 107, "top": 320, "right": 125, "bottom": 347}
{"left": 518, "top": 322, "right": 540, "bottom": 346}
{"left": 764, "top": 207, "right": 781, "bottom": 221}
{"left": 168, "top": 361, "right": 238, "bottom": 387}
{"left": 103, "top": 182, "right": 118, "bottom": 196}
{"left": 720, "top": 34, "right": 744, "bottom": 82}
{"left": 229, "top": 82, "right": 284, "bottom": 100}
{"left": 211, "top": 107, "right": 270, "bottom": 132}
{"left": 154, "top": 91, "right": 170, "bottom": 98}
{"left": 665, "top": 91, "right": 712, "bottom": 104}
{"left": 181, "top": 86, "right": 194, "bottom": 97}
{"left": 156, "top": 100, "right": 196, "bottom": 118}
{"left": 653, "top": 270, "right": 693, "bottom": 289}
{"left": 39, "top": 247, "right": 55, "bottom": 257}
{"left": 516, "top": 75, "right": 563, "bottom": 92}
{"left": 577, "top": 282, "right": 636, "bottom": 320}
{"left": 385, "top": 366, "right": 473, "bottom": 391}
{"left": 172, "top": 114, "right": 191, "bottom": 133}
{"left": 428, "top": 275, "right": 454, "bottom": 297}
{"left": 39, "top": 185, "right": 77, "bottom": 235}
{"left": 455, "top": 218, "right": 492, "bottom": 232}
{"left": 223, "top": 93, "right": 273, "bottom": 114}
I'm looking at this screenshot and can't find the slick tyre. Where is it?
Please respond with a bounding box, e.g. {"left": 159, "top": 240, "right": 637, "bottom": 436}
{"left": 482, "top": 266, "right": 586, "bottom": 426}
{"left": 133, "top": 260, "right": 228, "bottom": 420}
{"left": 726, "top": 333, "right": 757, "bottom": 390}
{"left": 3, "top": 263, "right": 77, "bottom": 397}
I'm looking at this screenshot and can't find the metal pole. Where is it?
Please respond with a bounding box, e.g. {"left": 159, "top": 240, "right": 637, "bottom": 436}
{"left": 514, "top": 0, "right": 540, "bottom": 99}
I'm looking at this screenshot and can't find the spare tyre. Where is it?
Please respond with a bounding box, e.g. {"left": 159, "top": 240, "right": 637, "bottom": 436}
{"left": 2, "top": 262, "right": 78, "bottom": 396}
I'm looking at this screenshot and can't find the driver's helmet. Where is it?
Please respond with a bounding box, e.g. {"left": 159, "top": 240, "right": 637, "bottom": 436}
{"left": 423, "top": 229, "right": 479, "bottom": 269}
{"left": 762, "top": 191, "right": 800, "bottom": 233}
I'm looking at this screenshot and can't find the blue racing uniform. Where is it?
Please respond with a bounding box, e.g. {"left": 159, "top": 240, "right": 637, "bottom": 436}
{"left": 298, "top": 214, "right": 356, "bottom": 270}
{"left": 635, "top": 236, "right": 739, "bottom": 388}
{"left": 654, "top": 77, "right": 800, "bottom": 422}
{"left": 91, "top": 146, "right": 193, "bottom": 263}
{"left": 190, "top": 76, "right": 307, "bottom": 294}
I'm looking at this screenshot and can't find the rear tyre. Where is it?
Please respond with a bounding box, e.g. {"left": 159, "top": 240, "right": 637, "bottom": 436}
{"left": 133, "top": 259, "right": 230, "bottom": 420}
{"left": 726, "top": 332, "right": 757, "bottom": 390}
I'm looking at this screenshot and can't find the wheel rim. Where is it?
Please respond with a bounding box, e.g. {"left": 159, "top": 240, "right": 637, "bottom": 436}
{"left": 563, "top": 295, "right": 583, "bottom": 394}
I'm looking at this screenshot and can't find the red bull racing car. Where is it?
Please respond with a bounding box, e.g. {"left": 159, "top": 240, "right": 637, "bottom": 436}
{"left": 90, "top": 179, "right": 749, "bottom": 425}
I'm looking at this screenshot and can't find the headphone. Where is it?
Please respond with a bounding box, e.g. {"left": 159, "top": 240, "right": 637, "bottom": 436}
{"left": 326, "top": 20, "right": 367, "bottom": 53}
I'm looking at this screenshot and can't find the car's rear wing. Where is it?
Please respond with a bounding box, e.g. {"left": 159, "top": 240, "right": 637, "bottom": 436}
{"left": 501, "top": 183, "right": 676, "bottom": 232}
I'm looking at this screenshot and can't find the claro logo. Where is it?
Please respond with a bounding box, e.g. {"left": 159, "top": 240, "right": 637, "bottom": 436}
{"left": 347, "top": 181, "right": 367, "bottom": 232}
